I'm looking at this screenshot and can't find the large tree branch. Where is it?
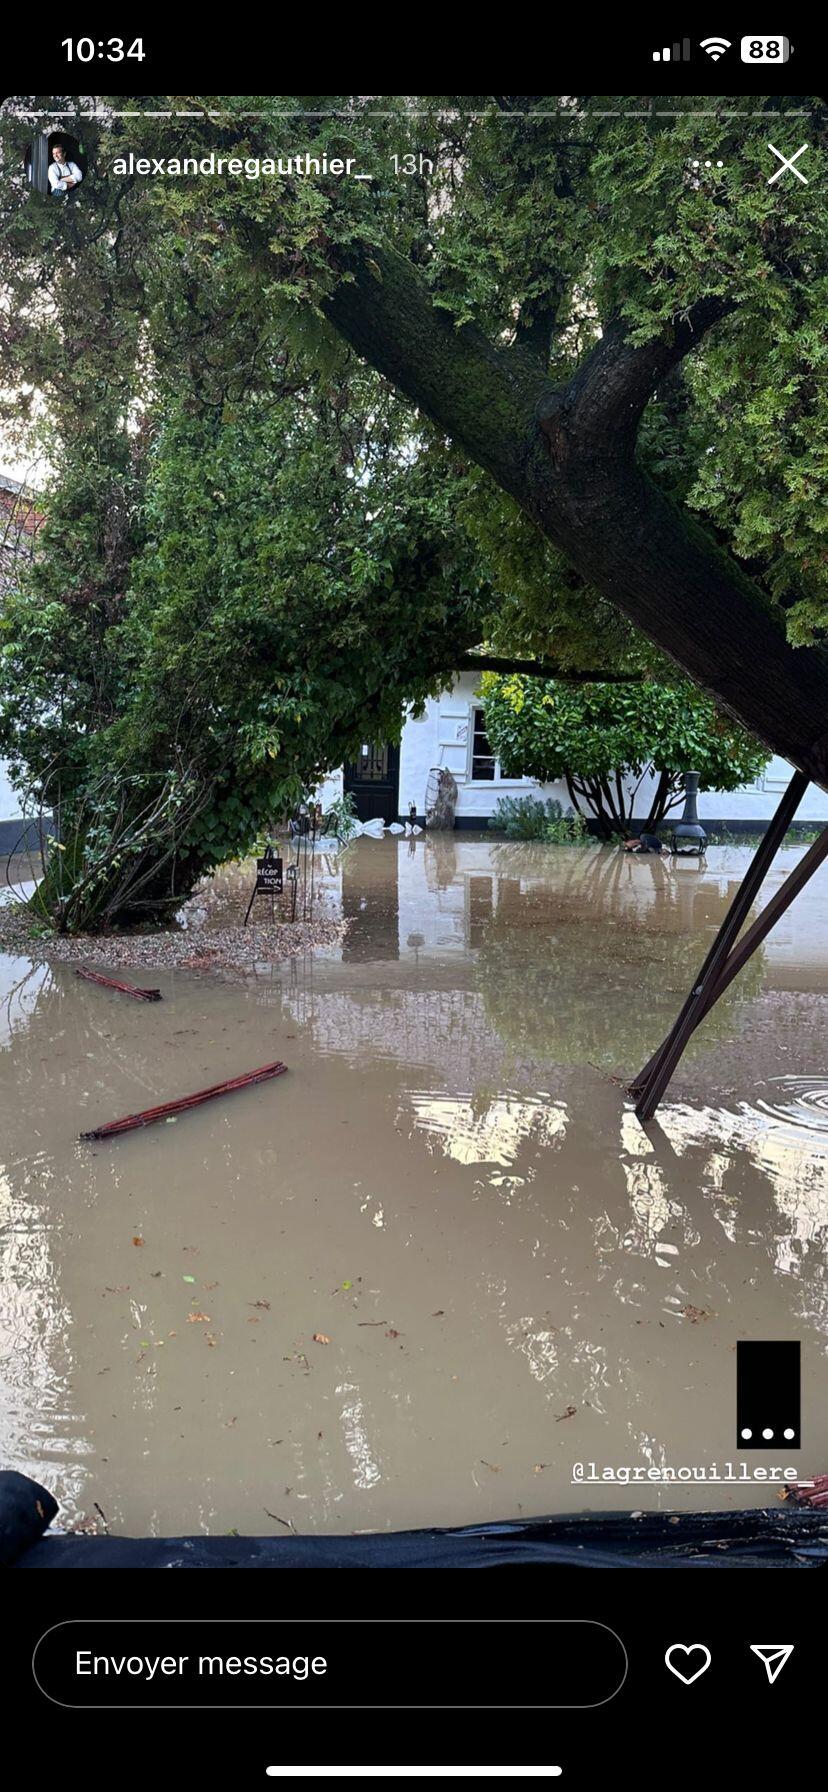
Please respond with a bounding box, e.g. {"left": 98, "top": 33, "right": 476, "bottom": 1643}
{"left": 540, "top": 295, "right": 737, "bottom": 448}
{"left": 323, "top": 244, "right": 537, "bottom": 498}
{"left": 447, "top": 654, "right": 638, "bottom": 681}
{"left": 323, "top": 243, "right": 828, "bottom": 788}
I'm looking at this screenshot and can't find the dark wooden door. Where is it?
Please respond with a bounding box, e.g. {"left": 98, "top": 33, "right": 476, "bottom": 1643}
{"left": 343, "top": 742, "right": 400, "bottom": 823}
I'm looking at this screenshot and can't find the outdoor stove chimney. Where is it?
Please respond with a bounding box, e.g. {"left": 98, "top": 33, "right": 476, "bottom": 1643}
{"left": 670, "top": 771, "right": 707, "bottom": 856}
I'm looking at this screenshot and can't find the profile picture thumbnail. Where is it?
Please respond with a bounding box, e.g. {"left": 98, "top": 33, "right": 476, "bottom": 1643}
{"left": 25, "top": 131, "right": 86, "bottom": 197}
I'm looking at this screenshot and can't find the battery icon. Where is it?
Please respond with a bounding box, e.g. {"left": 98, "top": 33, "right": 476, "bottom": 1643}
{"left": 740, "top": 35, "right": 792, "bottom": 62}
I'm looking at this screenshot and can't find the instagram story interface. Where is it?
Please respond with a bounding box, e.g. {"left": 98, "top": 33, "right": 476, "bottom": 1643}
{"left": 0, "top": 49, "right": 826, "bottom": 1779}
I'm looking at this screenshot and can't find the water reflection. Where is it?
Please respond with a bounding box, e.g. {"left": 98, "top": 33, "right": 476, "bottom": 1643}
{"left": 0, "top": 834, "right": 826, "bottom": 1531}
{"left": 407, "top": 1092, "right": 567, "bottom": 1169}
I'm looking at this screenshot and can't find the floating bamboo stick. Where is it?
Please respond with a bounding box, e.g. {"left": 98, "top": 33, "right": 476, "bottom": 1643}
{"left": 75, "top": 966, "right": 162, "bottom": 1002}
{"left": 80, "top": 1060, "right": 288, "bottom": 1142}
{"left": 787, "top": 1474, "right": 828, "bottom": 1508}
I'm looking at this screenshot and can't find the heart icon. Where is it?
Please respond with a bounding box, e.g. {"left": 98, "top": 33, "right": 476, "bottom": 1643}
{"left": 665, "top": 1643, "right": 712, "bottom": 1685}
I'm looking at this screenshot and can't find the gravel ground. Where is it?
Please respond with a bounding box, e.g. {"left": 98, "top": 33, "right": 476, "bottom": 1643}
{"left": 0, "top": 905, "right": 346, "bottom": 975}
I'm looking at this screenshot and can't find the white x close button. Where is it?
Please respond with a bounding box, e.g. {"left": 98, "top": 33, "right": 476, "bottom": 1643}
{"left": 767, "top": 142, "right": 809, "bottom": 184}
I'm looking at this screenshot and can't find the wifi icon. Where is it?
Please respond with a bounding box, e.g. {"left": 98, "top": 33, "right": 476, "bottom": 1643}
{"left": 700, "top": 36, "right": 732, "bottom": 60}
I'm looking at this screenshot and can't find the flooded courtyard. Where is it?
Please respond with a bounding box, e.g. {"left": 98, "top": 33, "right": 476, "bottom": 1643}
{"left": 1, "top": 835, "right": 826, "bottom": 1537}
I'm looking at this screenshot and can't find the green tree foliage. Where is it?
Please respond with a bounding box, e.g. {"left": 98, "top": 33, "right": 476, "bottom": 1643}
{"left": 0, "top": 95, "right": 825, "bottom": 927}
{"left": 481, "top": 674, "right": 768, "bottom": 836}
{"left": 5, "top": 94, "right": 824, "bottom": 657}
{"left": 1, "top": 388, "right": 484, "bottom": 924}
{"left": 122, "top": 398, "right": 482, "bottom": 867}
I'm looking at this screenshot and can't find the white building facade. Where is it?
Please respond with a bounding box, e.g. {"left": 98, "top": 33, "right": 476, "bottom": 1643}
{"left": 320, "top": 671, "right": 828, "bottom": 832}
{"left": 3, "top": 667, "right": 827, "bottom": 852}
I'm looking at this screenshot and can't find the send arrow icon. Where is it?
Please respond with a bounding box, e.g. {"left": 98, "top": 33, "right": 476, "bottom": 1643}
{"left": 750, "top": 1644, "right": 795, "bottom": 1684}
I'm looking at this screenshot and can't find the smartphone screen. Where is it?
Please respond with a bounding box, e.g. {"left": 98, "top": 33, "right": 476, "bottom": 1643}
{"left": 0, "top": 34, "right": 825, "bottom": 1786}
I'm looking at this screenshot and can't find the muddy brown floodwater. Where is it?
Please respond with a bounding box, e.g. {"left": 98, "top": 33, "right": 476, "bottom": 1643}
{"left": 1, "top": 835, "right": 827, "bottom": 1537}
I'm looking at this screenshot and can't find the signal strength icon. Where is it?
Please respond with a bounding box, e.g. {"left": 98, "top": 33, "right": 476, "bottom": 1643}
{"left": 700, "top": 36, "right": 732, "bottom": 60}
{"left": 653, "top": 38, "right": 691, "bottom": 60}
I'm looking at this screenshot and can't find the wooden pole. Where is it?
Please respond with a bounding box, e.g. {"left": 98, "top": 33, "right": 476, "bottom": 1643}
{"left": 80, "top": 1060, "right": 288, "bottom": 1141}
{"left": 76, "top": 966, "right": 162, "bottom": 1002}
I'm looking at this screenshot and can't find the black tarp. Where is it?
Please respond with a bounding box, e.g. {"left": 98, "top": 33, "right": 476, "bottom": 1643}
{"left": 0, "top": 1471, "right": 59, "bottom": 1566}
{"left": 3, "top": 1471, "right": 827, "bottom": 1568}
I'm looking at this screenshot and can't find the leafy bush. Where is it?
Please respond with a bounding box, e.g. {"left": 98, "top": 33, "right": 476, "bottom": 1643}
{"left": 321, "top": 791, "right": 360, "bottom": 842}
{"left": 481, "top": 675, "right": 769, "bottom": 838}
{"left": 489, "top": 795, "right": 591, "bottom": 844}
{"left": 545, "top": 805, "right": 590, "bottom": 844}
{"left": 0, "top": 396, "right": 481, "bottom": 930}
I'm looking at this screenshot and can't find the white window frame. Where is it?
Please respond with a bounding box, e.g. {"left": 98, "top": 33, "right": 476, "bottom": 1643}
{"left": 467, "top": 704, "right": 498, "bottom": 783}
{"left": 466, "top": 704, "right": 536, "bottom": 788}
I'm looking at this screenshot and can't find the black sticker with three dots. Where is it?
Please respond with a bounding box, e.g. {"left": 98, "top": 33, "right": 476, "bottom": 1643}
{"left": 737, "top": 1341, "right": 800, "bottom": 1449}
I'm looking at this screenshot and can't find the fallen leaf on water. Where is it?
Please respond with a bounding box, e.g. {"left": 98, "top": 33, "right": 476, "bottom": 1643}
{"left": 385, "top": 1328, "right": 401, "bottom": 1339}
{"left": 313, "top": 1332, "right": 331, "bottom": 1345}
{"left": 480, "top": 1460, "right": 500, "bottom": 1472}
{"left": 533, "top": 1463, "right": 549, "bottom": 1474}
{"left": 682, "top": 1305, "right": 709, "bottom": 1323}
{"left": 187, "top": 1312, "right": 211, "bottom": 1324}
{"left": 132, "top": 1237, "right": 144, "bottom": 1247}
{"left": 250, "top": 1299, "right": 270, "bottom": 1309}
{"left": 183, "top": 1275, "right": 196, "bottom": 1284}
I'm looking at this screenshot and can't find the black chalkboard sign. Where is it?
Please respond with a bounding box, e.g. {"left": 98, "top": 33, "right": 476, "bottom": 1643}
{"left": 256, "top": 854, "right": 283, "bottom": 893}
{"left": 244, "top": 851, "right": 284, "bottom": 924}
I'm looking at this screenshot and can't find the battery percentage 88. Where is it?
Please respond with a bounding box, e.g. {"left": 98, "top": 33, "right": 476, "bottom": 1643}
{"left": 740, "top": 36, "right": 792, "bottom": 62}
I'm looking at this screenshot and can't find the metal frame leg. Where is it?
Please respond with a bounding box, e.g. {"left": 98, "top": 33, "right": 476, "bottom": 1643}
{"left": 689, "top": 821, "right": 828, "bottom": 1019}
{"left": 630, "top": 772, "right": 809, "bottom": 1121}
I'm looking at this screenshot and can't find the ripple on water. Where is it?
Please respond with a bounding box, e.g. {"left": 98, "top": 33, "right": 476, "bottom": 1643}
{"left": 754, "top": 1076, "right": 828, "bottom": 1144}
{"left": 657, "top": 1079, "right": 828, "bottom": 1270}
